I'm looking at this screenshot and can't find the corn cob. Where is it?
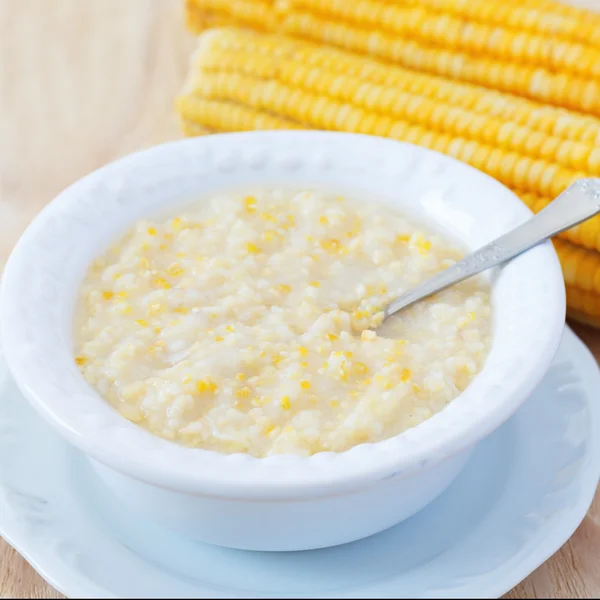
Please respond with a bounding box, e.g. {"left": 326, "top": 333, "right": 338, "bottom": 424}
{"left": 544, "top": 232, "right": 600, "bottom": 326}
{"left": 279, "top": 11, "right": 600, "bottom": 116}
{"left": 288, "top": 0, "right": 600, "bottom": 81}
{"left": 198, "top": 28, "right": 600, "bottom": 146}
{"left": 376, "top": 0, "right": 600, "bottom": 46}
{"left": 553, "top": 239, "right": 600, "bottom": 295}
{"left": 565, "top": 289, "right": 600, "bottom": 326}
{"left": 188, "top": 0, "right": 600, "bottom": 48}
{"left": 191, "top": 49, "right": 600, "bottom": 176}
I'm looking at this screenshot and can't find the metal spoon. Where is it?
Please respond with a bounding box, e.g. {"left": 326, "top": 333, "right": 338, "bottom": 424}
{"left": 383, "top": 178, "right": 600, "bottom": 321}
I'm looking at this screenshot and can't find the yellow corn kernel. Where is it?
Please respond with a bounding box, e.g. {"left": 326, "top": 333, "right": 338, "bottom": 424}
{"left": 244, "top": 195, "right": 257, "bottom": 213}
{"left": 401, "top": 368, "right": 412, "bottom": 382}
{"left": 264, "top": 424, "right": 276, "bottom": 435}
{"left": 343, "top": 351, "right": 353, "bottom": 359}
{"left": 214, "top": 335, "right": 224, "bottom": 342}
{"left": 330, "top": 399, "right": 340, "bottom": 407}
{"left": 172, "top": 217, "right": 182, "bottom": 230}
{"left": 147, "top": 227, "right": 157, "bottom": 236}
{"left": 327, "top": 333, "right": 338, "bottom": 341}
{"left": 396, "top": 234, "right": 410, "bottom": 243}
{"left": 320, "top": 239, "right": 342, "bottom": 253}
{"left": 159, "top": 243, "right": 168, "bottom": 251}
{"left": 352, "top": 362, "right": 369, "bottom": 375}
{"left": 136, "top": 319, "right": 149, "bottom": 327}
{"left": 280, "top": 395, "right": 291, "bottom": 409}
{"left": 309, "top": 281, "right": 321, "bottom": 288}
{"left": 418, "top": 240, "right": 432, "bottom": 254}
{"left": 246, "top": 242, "right": 261, "bottom": 254}
{"left": 298, "top": 346, "right": 308, "bottom": 356}
{"left": 225, "top": 325, "right": 235, "bottom": 332}
{"left": 300, "top": 380, "right": 311, "bottom": 389}
{"left": 167, "top": 263, "right": 184, "bottom": 277}
{"left": 236, "top": 372, "right": 246, "bottom": 381}
{"left": 261, "top": 212, "right": 277, "bottom": 222}
{"left": 319, "top": 215, "right": 329, "bottom": 225}
{"left": 196, "top": 378, "right": 218, "bottom": 393}
{"left": 154, "top": 327, "right": 162, "bottom": 334}
{"left": 300, "top": 361, "right": 308, "bottom": 367}
{"left": 102, "top": 291, "right": 114, "bottom": 300}
{"left": 174, "top": 306, "right": 189, "bottom": 315}
{"left": 272, "top": 354, "right": 285, "bottom": 366}
{"left": 278, "top": 283, "right": 292, "bottom": 294}
{"left": 153, "top": 277, "right": 171, "bottom": 289}
{"left": 75, "top": 355, "right": 87, "bottom": 366}
{"left": 236, "top": 386, "right": 251, "bottom": 398}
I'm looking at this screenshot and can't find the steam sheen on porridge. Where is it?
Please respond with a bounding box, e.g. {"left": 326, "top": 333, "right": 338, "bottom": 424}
{"left": 74, "top": 189, "right": 491, "bottom": 457}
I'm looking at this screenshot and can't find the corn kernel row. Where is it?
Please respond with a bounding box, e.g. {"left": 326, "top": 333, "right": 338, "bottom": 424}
{"left": 377, "top": 0, "right": 600, "bottom": 45}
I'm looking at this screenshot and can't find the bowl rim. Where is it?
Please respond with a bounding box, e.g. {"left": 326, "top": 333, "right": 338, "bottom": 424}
{"left": 0, "top": 131, "right": 566, "bottom": 499}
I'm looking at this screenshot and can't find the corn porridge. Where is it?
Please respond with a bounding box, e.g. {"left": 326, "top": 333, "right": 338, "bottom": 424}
{"left": 74, "top": 189, "right": 491, "bottom": 457}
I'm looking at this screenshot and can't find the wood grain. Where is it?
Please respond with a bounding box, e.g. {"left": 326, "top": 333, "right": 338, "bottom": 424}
{"left": 0, "top": 0, "right": 598, "bottom": 597}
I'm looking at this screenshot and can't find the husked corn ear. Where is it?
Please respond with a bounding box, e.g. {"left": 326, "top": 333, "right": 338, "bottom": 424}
{"left": 519, "top": 191, "right": 600, "bottom": 252}
{"left": 379, "top": 0, "right": 600, "bottom": 46}
{"left": 186, "top": 0, "right": 279, "bottom": 32}
{"left": 566, "top": 287, "right": 600, "bottom": 325}
{"left": 197, "top": 28, "right": 600, "bottom": 146}
{"left": 280, "top": 11, "right": 600, "bottom": 116}
{"left": 288, "top": 0, "right": 600, "bottom": 80}
{"left": 187, "top": 0, "right": 600, "bottom": 48}
{"left": 177, "top": 96, "right": 303, "bottom": 131}
{"left": 192, "top": 47, "right": 600, "bottom": 176}
{"left": 553, "top": 239, "right": 600, "bottom": 295}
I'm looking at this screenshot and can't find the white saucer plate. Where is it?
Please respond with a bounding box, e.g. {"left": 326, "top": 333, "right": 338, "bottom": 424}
{"left": 0, "top": 326, "right": 599, "bottom": 599}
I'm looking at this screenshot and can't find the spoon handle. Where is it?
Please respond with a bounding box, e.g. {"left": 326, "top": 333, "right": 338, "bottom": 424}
{"left": 384, "top": 178, "right": 600, "bottom": 319}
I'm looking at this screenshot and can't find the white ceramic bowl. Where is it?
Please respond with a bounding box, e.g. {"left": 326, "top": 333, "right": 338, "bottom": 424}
{"left": 0, "top": 132, "right": 565, "bottom": 551}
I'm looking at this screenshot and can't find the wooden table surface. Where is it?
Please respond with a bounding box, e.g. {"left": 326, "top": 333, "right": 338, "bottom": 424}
{"left": 1, "top": 0, "right": 599, "bottom": 597}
